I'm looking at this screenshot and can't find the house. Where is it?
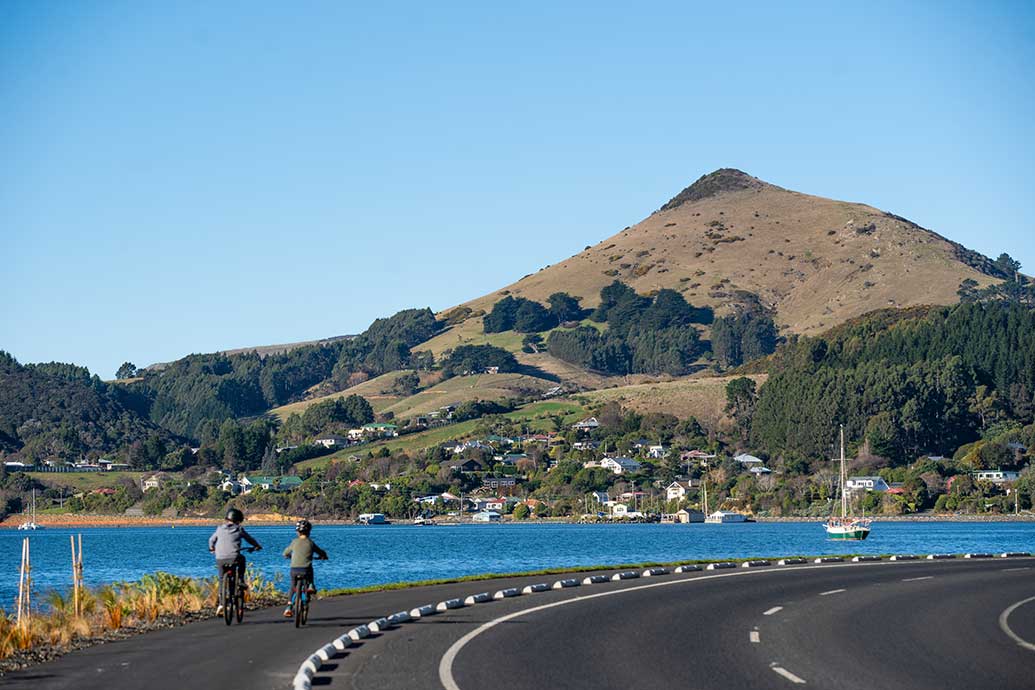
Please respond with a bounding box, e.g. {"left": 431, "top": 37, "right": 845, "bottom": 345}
{"left": 543, "top": 385, "right": 564, "bottom": 398}
{"left": 240, "top": 475, "right": 303, "bottom": 494}
{"left": 846, "top": 476, "right": 891, "bottom": 494}
{"left": 973, "top": 469, "right": 1020, "bottom": 484}
{"left": 589, "top": 491, "right": 609, "bottom": 504}
{"left": 275, "top": 445, "right": 299, "bottom": 454}
{"left": 572, "top": 417, "right": 600, "bottom": 431}
{"left": 142, "top": 472, "right": 169, "bottom": 492}
{"left": 313, "top": 433, "right": 349, "bottom": 449}
{"left": 599, "top": 457, "right": 642, "bottom": 475}
{"left": 472, "top": 510, "right": 501, "bottom": 522}
{"left": 572, "top": 441, "right": 599, "bottom": 451}
{"left": 610, "top": 504, "right": 644, "bottom": 519}
{"left": 219, "top": 478, "right": 242, "bottom": 495}
{"left": 483, "top": 497, "right": 508, "bottom": 511}
{"left": 647, "top": 444, "right": 668, "bottom": 459}
{"left": 675, "top": 508, "right": 705, "bottom": 523}
{"left": 497, "top": 453, "right": 529, "bottom": 466}
{"left": 749, "top": 466, "right": 772, "bottom": 475}
{"left": 347, "top": 429, "right": 366, "bottom": 442}
{"left": 482, "top": 476, "right": 518, "bottom": 491}
{"left": 446, "top": 458, "right": 484, "bottom": 473}
{"left": 734, "top": 453, "right": 764, "bottom": 466}
{"left": 682, "top": 450, "right": 717, "bottom": 462}
{"left": 3, "top": 461, "right": 30, "bottom": 470}
{"left": 361, "top": 423, "right": 399, "bottom": 439}
{"left": 666, "top": 480, "right": 699, "bottom": 502}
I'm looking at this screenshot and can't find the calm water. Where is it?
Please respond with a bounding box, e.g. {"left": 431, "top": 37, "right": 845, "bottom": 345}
{"left": 3, "top": 521, "right": 1033, "bottom": 609}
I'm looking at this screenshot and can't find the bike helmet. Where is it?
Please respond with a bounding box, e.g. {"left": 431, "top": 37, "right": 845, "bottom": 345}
{"left": 295, "top": 518, "right": 312, "bottom": 535}
{"left": 226, "top": 507, "right": 245, "bottom": 524}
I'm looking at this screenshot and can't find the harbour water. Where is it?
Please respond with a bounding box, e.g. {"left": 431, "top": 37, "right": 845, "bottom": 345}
{"left": 3, "top": 521, "right": 1033, "bottom": 609}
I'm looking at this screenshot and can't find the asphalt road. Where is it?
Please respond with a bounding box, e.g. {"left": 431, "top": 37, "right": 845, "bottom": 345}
{"left": 3, "top": 558, "right": 1034, "bottom": 690}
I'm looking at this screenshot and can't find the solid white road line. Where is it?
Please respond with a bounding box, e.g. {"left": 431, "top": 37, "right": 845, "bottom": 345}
{"left": 771, "top": 665, "right": 808, "bottom": 684}
{"left": 819, "top": 589, "right": 846, "bottom": 596}
{"left": 998, "top": 596, "right": 1035, "bottom": 652}
{"left": 902, "top": 576, "right": 934, "bottom": 582}
{"left": 763, "top": 606, "right": 784, "bottom": 615}
{"left": 1002, "top": 567, "right": 1031, "bottom": 572}
{"left": 750, "top": 630, "right": 761, "bottom": 643}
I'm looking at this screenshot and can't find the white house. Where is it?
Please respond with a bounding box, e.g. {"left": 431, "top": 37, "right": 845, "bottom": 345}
{"left": 846, "top": 476, "right": 891, "bottom": 493}
{"left": 219, "top": 478, "right": 242, "bottom": 495}
{"left": 749, "top": 466, "right": 772, "bottom": 475}
{"left": 666, "top": 480, "right": 699, "bottom": 502}
{"left": 647, "top": 445, "right": 669, "bottom": 459}
{"left": 600, "top": 457, "right": 642, "bottom": 475}
{"left": 589, "top": 490, "right": 609, "bottom": 504}
{"left": 973, "top": 469, "right": 1020, "bottom": 484}
{"left": 572, "top": 417, "right": 600, "bottom": 431}
{"left": 472, "top": 510, "right": 501, "bottom": 522}
{"left": 313, "top": 433, "right": 349, "bottom": 449}
{"left": 734, "top": 453, "right": 764, "bottom": 466}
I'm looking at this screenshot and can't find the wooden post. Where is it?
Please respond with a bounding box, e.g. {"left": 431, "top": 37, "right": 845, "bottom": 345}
{"left": 16, "top": 538, "right": 26, "bottom": 625}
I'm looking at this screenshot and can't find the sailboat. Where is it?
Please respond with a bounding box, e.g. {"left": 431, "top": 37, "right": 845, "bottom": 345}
{"left": 18, "top": 489, "right": 42, "bottom": 530}
{"left": 825, "top": 425, "right": 871, "bottom": 540}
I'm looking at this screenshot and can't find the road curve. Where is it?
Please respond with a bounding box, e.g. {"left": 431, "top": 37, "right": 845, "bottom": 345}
{"left": 3, "top": 559, "right": 1033, "bottom": 690}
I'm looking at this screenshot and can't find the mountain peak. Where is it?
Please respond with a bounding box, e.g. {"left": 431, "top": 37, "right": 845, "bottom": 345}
{"left": 659, "top": 168, "right": 774, "bottom": 212}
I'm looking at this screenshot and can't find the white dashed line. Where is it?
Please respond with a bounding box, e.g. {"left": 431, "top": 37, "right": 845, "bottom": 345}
{"left": 902, "top": 576, "right": 934, "bottom": 582}
{"left": 1003, "top": 567, "right": 1031, "bottom": 572}
{"left": 750, "top": 630, "right": 761, "bottom": 643}
{"left": 763, "top": 606, "right": 784, "bottom": 616}
{"left": 772, "top": 665, "right": 807, "bottom": 684}
{"left": 819, "top": 589, "right": 846, "bottom": 596}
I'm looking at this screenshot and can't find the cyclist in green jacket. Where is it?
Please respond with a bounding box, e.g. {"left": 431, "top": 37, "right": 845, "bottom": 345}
{"left": 282, "top": 519, "right": 328, "bottom": 617}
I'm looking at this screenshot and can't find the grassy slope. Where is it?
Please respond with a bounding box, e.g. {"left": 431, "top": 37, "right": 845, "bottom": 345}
{"left": 296, "top": 399, "right": 585, "bottom": 469}
{"left": 380, "top": 372, "right": 558, "bottom": 419}
{"left": 577, "top": 374, "right": 768, "bottom": 430}
{"left": 268, "top": 370, "right": 415, "bottom": 421}
{"left": 27, "top": 471, "right": 152, "bottom": 491}
{"left": 427, "top": 174, "right": 998, "bottom": 349}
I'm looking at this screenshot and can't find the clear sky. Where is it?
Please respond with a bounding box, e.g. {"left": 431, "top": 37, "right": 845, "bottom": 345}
{"left": 2, "top": 1, "right": 1033, "bottom": 379}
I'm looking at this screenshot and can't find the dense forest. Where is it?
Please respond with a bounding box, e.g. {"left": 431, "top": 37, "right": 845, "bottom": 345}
{"left": 540, "top": 281, "right": 779, "bottom": 376}
{"left": 130, "top": 308, "right": 440, "bottom": 440}
{"left": 748, "top": 302, "right": 1035, "bottom": 463}
{"left": 0, "top": 352, "right": 174, "bottom": 461}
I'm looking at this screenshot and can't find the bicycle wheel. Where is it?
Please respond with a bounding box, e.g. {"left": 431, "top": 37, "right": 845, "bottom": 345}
{"left": 235, "top": 583, "right": 245, "bottom": 623}
{"left": 294, "top": 587, "right": 304, "bottom": 628}
{"left": 222, "top": 572, "right": 234, "bottom": 626}
{"left": 301, "top": 592, "right": 309, "bottom": 626}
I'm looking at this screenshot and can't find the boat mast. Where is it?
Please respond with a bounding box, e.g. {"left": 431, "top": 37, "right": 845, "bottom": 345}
{"left": 840, "top": 425, "right": 847, "bottom": 519}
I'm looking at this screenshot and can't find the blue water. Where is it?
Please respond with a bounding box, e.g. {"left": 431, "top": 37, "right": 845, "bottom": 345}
{"left": 3, "top": 522, "right": 1033, "bottom": 609}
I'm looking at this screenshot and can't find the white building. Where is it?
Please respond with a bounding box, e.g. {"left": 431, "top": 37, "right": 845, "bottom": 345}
{"left": 600, "top": 457, "right": 642, "bottom": 475}
{"left": 846, "top": 476, "right": 891, "bottom": 493}
{"left": 973, "top": 469, "right": 1020, "bottom": 484}
{"left": 734, "top": 453, "right": 764, "bottom": 466}
{"left": 666, "top": 480, "right": 699, "bottom": 502}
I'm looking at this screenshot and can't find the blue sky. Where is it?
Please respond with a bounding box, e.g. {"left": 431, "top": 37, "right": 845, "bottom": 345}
{"left": 2, "top": 1, "right": 1033, "bottom": 378}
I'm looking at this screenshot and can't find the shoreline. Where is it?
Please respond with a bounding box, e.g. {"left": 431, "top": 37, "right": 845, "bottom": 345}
{"left": 3, "top": 512, "right": 1035, "bottom": 528}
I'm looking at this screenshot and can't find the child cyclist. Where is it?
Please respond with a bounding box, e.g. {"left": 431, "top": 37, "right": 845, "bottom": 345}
{"left": 283, "top": 518, "right": 328, "bottom": 617}
{"left": 208, "top": 507, "right": 262, "bottom": 615}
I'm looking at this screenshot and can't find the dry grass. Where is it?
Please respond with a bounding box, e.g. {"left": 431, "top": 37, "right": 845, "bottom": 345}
{"left": 578, "top": 374, "right": 768, "bottom": 430}
{"left": 0, "top": 567, "right": 282, "bottom": 662}
{"left": 268, "top": 370, "right": 416, "bottom": 421}
{"left": 432, "top": 179, "right": 999, "bottom": 340}
{"left": 380, "top": 372, "right": 557, "bottom": 419}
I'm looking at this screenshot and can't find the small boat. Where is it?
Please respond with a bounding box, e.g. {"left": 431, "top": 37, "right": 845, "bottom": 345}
{"left": 18, "top": 489, "right": 42, "bottom": 530}
{"left": 701, "top": 481, "right": 750, "bottom": 523}
{"left": 358, "top": 513, "right": 390, "bottom": 525}
{"left": 412, "top": 516, "right": 436, "bottom": 526}
{"left": 826, "top": 425, "right": 871, "bottom": 541}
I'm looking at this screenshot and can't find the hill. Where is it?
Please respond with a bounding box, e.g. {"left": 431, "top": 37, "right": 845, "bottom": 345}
{"left": 0, "top": 352, "right": 172, "bottom": 460}
{"left": 432, "top": 168, "right": 1007, "bottom": 341}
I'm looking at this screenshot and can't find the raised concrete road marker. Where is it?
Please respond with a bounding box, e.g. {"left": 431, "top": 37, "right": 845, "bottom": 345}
{"left": 553, "top": 578, "right": 581, "bottom": 589}
{"left": 410, "top": 604, "right": 436, "bottom": 618}
{"left": 674, "top": 564, "right": 701, "bottom": 573}
{"left": 464, "top": 592, "right": 492, "bottom": 605}
{"left": 522, "top": 583, "right": 550, "bottom": 594}
{"left": 583, "top": 574, "right": 610, "bottom": 584}
{"left": 493, "top": 587, "right": 521, "bottom": 599}
{"left": 436, "top": 598, "right": 465, "bottom": 612}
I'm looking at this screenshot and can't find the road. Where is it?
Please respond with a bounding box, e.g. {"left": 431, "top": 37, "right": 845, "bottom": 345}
{"left": 3, "top": 558, "right": 1033, "bottom": 690}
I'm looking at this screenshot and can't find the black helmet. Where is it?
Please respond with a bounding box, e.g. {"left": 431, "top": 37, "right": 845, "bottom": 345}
{"left": 226, "top": 507, "right": 244, "bottom": 524}
{"left": 295, "top": 518, "right": 312, "bottom": 535}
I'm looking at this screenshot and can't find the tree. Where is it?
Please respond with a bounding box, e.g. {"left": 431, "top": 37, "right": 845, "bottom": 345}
{"left": 995, "top": 253, "right": 1021, "bottom": 278}
{"left": 391, "top": 372, "right": 421, "bottom": 396}
{"left": 521, "top": 333, "right": 544, "bottom": 353}
{"left": 725, "top": 377, "right": 757, "bottom": 431}
{"left": 514, "top": 300, "right": 557, "bottom": 332}
{"left": 116, "top": 362, "right": 138, "bottom": 380}
{"left": 512, "top": 503, "right": 530, "bottom": 520}
{"left": 547, "top": 292, "right": 583, "bottom": 323}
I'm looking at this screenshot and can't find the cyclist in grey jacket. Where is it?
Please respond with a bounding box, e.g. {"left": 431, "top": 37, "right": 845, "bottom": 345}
{"left": 209, "top": 508, "right": 261, "bottom": 613}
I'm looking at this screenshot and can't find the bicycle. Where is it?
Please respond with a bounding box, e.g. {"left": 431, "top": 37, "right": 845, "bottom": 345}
{"left": 288, "top": 555, "right": 327, "bottom": 628}
{"left": 219, "top": 546, "right": 259, "bottom": 626}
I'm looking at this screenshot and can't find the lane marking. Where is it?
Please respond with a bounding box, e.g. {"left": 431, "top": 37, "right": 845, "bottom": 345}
{"left": 1002, "top": 567, "right": 1031, "bottom": 572}
{"left": 750, "top": 630, "right": 761, "bottom": 643}
{"left": 763, "top": 606, "right": 784, "bottom": 616}
{"left": 437, "top": 559, "right": 971, "bottom": 690}
{"left": 771, "top": 665, "right": 807, "bottom": 684}
{"left": 902, "top": 576, "right": 934, "bottom": 582}
{"left": 819, "top": 589, "right": 846, "bottom": 596}
{"left": 998, "top": 596, "right": 1035, "bottom": 652}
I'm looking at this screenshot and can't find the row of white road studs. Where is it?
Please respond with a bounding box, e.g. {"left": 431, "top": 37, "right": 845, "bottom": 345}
{"left": 290, "top": 551, "right": 1032, "bottom": 690}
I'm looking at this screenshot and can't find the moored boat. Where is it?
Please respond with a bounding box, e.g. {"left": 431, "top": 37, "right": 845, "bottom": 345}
{"left": 826, "top": 425, "right": 871, "bottom": 540}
